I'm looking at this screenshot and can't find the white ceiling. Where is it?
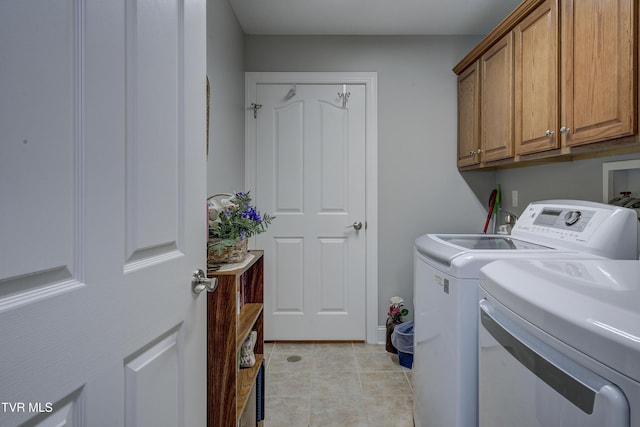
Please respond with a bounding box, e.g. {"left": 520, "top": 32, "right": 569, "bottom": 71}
{"left": 228, "top": 0, "right": 523, "bottom": 36}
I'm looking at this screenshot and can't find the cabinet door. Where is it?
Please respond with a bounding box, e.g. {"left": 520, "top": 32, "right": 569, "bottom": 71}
{"left": 457, "top": 61, "right": 480, "bottom": 168}
{"left": 515, "top": 0, "right": 559, "bottom": 155}
{"left": 481, "top": 32, "right": 514, "bottom": 162}
{"left": 561, "top": 0, "right": 637, "bottom": 147}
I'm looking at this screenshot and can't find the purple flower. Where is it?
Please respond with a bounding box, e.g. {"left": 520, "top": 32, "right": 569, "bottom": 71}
{"left": 242, "top": 207, "right": 261, "bottom": 222}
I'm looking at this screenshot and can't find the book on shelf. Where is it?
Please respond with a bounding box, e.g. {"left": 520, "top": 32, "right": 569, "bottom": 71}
{"left": 241, "top": 273, "right": 248, "bottom": 306}
{"left": 256, "top": 361, "right": 265, "bottom": 422}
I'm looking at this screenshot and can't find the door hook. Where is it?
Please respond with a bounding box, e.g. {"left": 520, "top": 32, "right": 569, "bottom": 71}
{"left": 251, "top": 103, "right": 262, "bottom": 119}
{"left": 338, "top": 84, "right": 350, "bottom": 108}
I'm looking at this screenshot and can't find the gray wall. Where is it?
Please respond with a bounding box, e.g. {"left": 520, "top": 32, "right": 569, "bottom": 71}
{"left": 207, "top": 15, "right": 640, "bottom": 331}
{"left": 206, "top": 0, "right": 246, "bottom": 194}
{"left": 244, "top": 36, "right": 496, "bottom": 324}
{"left": 496, "top": 153, "right": 640, "bottom": 218}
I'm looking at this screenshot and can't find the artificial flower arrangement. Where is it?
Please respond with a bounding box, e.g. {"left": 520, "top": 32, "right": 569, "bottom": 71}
{"left": 388, "top": 296, "right": 409, "bottom": 323}
{"left": 208, "top": 192, "right": 274, "bottom": 255}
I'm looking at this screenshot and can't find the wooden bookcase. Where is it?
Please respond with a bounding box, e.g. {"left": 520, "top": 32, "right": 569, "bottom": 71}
{"left": 207, "top": 251, "right": 264, "bottom": 427}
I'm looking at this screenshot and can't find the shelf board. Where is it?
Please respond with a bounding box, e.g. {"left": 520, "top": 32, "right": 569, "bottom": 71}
{"left": 207, "top": 250, "right": 264, "bottom": 277}
{"left": 237, "top": 303, "right": 263, "bottom": 351}
{"left": 236, "top": 354, "right": 264, "bottom": 418}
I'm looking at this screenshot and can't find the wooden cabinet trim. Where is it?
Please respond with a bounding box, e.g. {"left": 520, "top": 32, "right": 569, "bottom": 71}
{"left": 453, "top": 0, "right": 546, "bottom": 74}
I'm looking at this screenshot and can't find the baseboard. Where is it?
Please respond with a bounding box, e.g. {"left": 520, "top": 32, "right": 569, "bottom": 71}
{"left": 377, "top": 325, "right": 386, "bottom": 345}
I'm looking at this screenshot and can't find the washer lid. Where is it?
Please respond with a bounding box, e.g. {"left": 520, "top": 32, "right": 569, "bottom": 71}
{"left": 415, "top": 234, "right": 553, "bottom": 266}
{"left": 480, "top": 259, "right": 640, "bottom": 381}
{"left": 435, "top": 235, "right": 550, "bottom": 250}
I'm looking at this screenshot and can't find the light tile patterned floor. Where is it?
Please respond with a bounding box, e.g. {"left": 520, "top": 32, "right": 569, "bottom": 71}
{"left": 263, "top": 342, "right": 414, "bottom": 427}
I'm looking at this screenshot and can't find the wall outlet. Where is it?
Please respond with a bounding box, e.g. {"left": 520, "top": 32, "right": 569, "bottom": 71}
{"left": 512, "top": 190, "right": 518, "bottom": 207}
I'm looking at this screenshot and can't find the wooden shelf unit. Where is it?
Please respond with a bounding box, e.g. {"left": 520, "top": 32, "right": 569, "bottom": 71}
{"left": 207, "top": 250, "right": 264, "bottom": 427}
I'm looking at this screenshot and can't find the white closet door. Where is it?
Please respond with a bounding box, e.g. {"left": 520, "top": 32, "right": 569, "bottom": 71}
{"left": 253, "top": 83, "right": 367, "bottom": 341}
{"left": 0, "top": 1, "right": 207, "bottom": 425}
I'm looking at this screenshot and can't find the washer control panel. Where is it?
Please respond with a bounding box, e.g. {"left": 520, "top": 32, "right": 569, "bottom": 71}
{"left": 514, "top": 204, "right": 600, "bottom": 243}
{"left": 531, "top": 208, "right": 594, "bottom": 231}
{"left": 511, "top": 200, "right": 637, "bottom": 259}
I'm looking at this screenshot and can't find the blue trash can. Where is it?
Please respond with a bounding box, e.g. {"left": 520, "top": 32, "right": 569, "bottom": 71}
{"left": 391, "top": 320, "right": 414, "bottom": 369}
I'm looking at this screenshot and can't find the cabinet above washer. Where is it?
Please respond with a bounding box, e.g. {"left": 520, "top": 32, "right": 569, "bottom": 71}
{"left": 455, "top": 0, "right": 639, "bottom": 171}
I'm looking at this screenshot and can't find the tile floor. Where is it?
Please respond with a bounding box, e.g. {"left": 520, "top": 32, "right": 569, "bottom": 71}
{"left": 263, "top": 342, "right": 414, "bottom": 427}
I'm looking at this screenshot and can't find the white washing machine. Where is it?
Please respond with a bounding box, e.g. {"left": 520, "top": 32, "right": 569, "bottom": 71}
{"left": 478, "top": 258, "right": 640, "bottom": 426}
{"left": 413, "top": 200, "right": 638, "bottom": 427}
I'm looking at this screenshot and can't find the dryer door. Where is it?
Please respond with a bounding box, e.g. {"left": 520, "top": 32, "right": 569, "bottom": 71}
{"left": 479, "top": 298, "right": 630, "bottom": 427}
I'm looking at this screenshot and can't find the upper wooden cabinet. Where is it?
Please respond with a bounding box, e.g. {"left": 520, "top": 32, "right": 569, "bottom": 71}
{"left": 561, "top": 0, "right": 637, "bottom": 147}
{"left": 454, "top": 0, "right": 638, "bottom": 170}
{"left": 514, "top": 0, "right": 558, "bottom": 155}
{"left": 481, "top": 32, "right": 515, "bottom": 162}
{"left": 457, "top": 61, "right": 480, "bottom": 168}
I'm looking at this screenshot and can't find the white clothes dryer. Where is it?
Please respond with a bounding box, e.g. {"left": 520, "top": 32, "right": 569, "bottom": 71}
{"left": 478, "top": 258, "right": 640, "bottom": 426}
{"left": 413, "top": 200, "right": 638, "bottom": 427}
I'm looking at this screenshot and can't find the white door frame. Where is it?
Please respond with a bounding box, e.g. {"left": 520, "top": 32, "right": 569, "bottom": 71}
{"left": 245, "top": 72, "right": 378, "bottom": 344}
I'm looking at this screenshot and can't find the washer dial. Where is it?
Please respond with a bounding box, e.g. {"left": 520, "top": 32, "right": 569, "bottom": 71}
{"left": 564, "top": 210, "right": 581, "bottom": 226}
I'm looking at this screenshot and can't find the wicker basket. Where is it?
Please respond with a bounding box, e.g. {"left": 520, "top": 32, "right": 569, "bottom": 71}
{"left": 208, "top": 237, "right": 248, "bottom": 265}
{"left": 207, "top": 193, "right": 250, "bottom": 265}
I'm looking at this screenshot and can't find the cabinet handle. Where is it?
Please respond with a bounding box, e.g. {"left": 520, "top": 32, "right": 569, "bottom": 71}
{"left": 560, "top": 127, "right": 571, "bottom": 134}
{"left": 477, "top": 149, "right": 483, "bottom": 154}
{"left": 469, "top": 150, "right": 476, "bottom": 155}
{"left": 545, "top": 129, "right": 555, "bottom": 137}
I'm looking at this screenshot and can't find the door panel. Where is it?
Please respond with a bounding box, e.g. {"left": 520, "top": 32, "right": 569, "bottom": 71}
{"left": 515, "top": 0, "right": 558, "bottom": 155}
{"left": 481, "top": 32, "right": 514, "bottom": 163}
{"left": 125, "top": 0, "right": 181, "bottom": 263}
{"left": 273, "top": 238, "right": 305, "bottom": 312}
{"left": 1, "top": 0, "right": 77, "bottom": 290}
{"left": 319, "top": 101, "right": 349, "bottom": 210}
{"left": 254, "top": 84, "right": 366, "bottom": 340}
{"left": 457, "top": 62, "right": 480, "bottom": 167}
{"left": 124, "top": 330, "right": 181, "bottom": 427}
{"left": 562, "top": 0, "right": 637, "bottom": 146}
{"left": 274, "top": 102, "right": 304, "bottom": 212}
{"left": 0, "top": 1, "right": 206, "bottom": 426}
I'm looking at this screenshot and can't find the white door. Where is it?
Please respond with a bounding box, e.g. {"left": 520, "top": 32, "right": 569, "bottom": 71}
{"left": 251, "top": 82, "right": 367, "bottom": 341}
{"left": 0, "top": 1, "right": 207, "bottom": 426}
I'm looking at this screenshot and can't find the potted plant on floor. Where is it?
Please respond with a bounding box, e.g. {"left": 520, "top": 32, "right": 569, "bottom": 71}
{"left": 386, "top": 295, "right": 409, "bottom": 353}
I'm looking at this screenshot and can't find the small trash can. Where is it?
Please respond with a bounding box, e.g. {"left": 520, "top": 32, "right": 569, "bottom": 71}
{"left": 391, "top": 320, "right": 414, "bottom": 369}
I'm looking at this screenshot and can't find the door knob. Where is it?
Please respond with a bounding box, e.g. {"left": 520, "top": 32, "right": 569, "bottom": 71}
{"left": 191, "top": 269, "right": 218, "bottom": 294}
{"left": 346, "top": 221, "right": 363, "bottom": 231}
